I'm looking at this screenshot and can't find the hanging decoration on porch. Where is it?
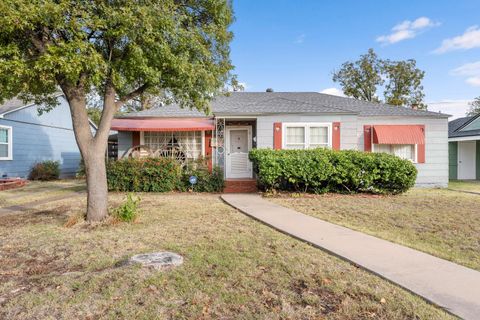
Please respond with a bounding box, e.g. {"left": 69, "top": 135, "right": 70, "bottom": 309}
{"left": 214, "top": 117, "right": 225, "bottom": 168}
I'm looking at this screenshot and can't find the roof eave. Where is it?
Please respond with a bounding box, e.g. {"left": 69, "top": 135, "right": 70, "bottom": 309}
{"left": 115, "top": 115, "right": 213, "bottom": 119}
{"left": 213, "top": 111, "right": 358, "bottom": 117}
{"left": 358, "top": 114, "right": 450, "bottom": 119}
{"left": 449, "top": 134, "right": 480, "bottom": 141}
{"left": 0, "top": 93, "right": 66, "bottom": 117}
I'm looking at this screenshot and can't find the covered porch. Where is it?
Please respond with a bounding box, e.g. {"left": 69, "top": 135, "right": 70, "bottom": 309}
{"left": 112, "top": 117, "right": 215, "bottom": 170}
{"left": 111, "top": 117, "right": 258, "bottom": 184}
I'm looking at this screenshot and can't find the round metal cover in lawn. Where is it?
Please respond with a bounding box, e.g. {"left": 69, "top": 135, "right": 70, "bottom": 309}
{"left": 129, "top": 252, "right": 183, "bottom": 270}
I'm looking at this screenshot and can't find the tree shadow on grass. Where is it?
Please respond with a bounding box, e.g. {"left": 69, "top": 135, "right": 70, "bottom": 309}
{"left": 0, "top": 205, "right": 73, "bottom": 228}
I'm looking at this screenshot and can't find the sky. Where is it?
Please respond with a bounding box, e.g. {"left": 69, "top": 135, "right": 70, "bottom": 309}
{"left": 229, "top": 0, "right": 480, "bottom": 118}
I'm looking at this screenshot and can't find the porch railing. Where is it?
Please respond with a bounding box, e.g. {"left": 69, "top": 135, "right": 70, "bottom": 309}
{"left": 121, "top": 145, "right": 188, "bottom": 165}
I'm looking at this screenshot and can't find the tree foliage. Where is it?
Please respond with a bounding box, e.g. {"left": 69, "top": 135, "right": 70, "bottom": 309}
{"left": 466, "top": 96, "right": 480, "bottom": 116}
{"left": 0, "top": 0, "right": 235, "bottom": 112}
{"left": 0, "top": 0, "right": 235, "bottom": 221}
{"left": 383, "top": 59, "right": 426, "bottom": 109}
{"left": 333, "top": 49, "right": 427, "bottom": 109}
{"left": 332, "top": 49, "right": 383, "bottom": 102}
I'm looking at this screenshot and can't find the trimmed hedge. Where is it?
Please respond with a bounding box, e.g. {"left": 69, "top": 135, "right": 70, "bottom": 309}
{"left": 249, "top": 148, "right": 417, "bottom": 194}
{"left": 107, "top": 158, "right": 181, "bottom": 192}
{"left": 106, "top": 157, "right": 224, "bottom": 193}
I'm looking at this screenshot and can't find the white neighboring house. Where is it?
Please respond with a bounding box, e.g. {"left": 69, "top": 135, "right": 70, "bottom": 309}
{"left": 448, "top": 114, "right": 480, "bottom": 180}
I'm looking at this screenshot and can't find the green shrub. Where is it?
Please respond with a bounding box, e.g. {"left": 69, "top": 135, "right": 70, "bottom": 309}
{"left": 179, "top": 159, "right": 224, "bottom": 192}
{"left": 249, "top": 148, "right": 417, "bottom": 194}
{"left": 107, "top": 157, "right": 181, "bottom": 192}
{"left": 29, "top": 160, "right": 60, "bottom": 181}
{"left": 112, "top": 193, "right": 140, "bottom": 222}
{"left": 76, "top": 159, "right": 86, "bottom": 178}
{"left": 106, "top": 157, "right": 224, "bottom": 193}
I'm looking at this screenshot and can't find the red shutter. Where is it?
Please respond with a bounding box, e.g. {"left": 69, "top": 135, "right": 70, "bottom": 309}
{"left": 363, "top": 125, "right": 372, "bottom": 152}
{"left": 332, "top": 122, "right": 341, "bottom": 150}
{"left": 417, "top": 125, "right": 425, "bottom": 163}
{"left": 273, "top": 122, "right": 282, "bottom": 150}
{"left": 132, "top": 131, "right": 140, "bottom": 147}
{"left": 204, "top": 131, "right": 213, "bottom": 171}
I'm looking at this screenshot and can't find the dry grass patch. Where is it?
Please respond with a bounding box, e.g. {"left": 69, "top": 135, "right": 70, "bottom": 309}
{"left": 270, "top": 185, "right": 480, "bottom": 271}
{"left": 0, "top": 180, "right": 85, "bottom": 207}
{"left": 0, "top": 191, "right": 453, "bottom": 319}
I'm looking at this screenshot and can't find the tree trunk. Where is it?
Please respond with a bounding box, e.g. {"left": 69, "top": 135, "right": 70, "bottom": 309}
{"left": 61, "top": 84, "right": 112, "bottom": 222}
{"left": 61, "top": 80, "right": 146, "bottom": 222}
{"left": 84, "top": 150, "right": 108, "bottom": 222}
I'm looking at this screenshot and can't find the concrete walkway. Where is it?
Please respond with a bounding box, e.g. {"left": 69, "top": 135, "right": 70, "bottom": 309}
{"left": 222, "top": 194, "right": 480, "bottom": 320}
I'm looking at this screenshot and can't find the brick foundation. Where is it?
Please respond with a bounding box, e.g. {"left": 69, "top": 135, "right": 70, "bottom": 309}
{"left": 224, "top": 179, "right": 257, "bottom": 193}
{"left": 0, "top": 178, "right": 28, "bottom": 191}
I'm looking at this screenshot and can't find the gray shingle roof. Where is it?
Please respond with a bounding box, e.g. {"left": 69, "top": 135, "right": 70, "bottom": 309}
{"left": 449, "top": 114, "right": 480, "bottom": 138}
{"left": 119, "top": 92, "right": 450, "bottom": 119}
{"left": 0, "top": 97, "right": 31, "bottom": 115}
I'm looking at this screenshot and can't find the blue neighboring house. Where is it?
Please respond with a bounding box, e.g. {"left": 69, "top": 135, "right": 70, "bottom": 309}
{"left": 0, "top": 95, "right": 96, "bottom": 178}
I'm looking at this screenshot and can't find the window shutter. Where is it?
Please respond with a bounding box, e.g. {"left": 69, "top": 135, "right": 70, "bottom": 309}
{"left": 332, "top": 122, "right": 341, "bottom": 150}
{"left": 363, "top": 125, "right": 372, "bottom": 152}
{"left": 417, "top": 125, "right": 425, "bottom": 163}
{"left": 132, "top": 131, "right": 140, "bottom": 147}
{"left": 273, "top": 122, "right": 282, "bottom": 150}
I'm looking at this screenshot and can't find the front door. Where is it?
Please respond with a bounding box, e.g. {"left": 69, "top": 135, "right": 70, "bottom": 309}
{"left": 458, "top": 141, "right": 476, "bottom": 179}
{"left": 226, "top": 127, "right": 252, "bottom": 178}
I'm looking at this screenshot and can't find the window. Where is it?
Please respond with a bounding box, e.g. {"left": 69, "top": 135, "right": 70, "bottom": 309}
{"left": 285, "top": 127, "right": 305, "bottom": 149}
{"left": 142, "top": 131, "right": 204, "bottom": 160}
{"left": 283, "top": 123, "right": 331, "bottom": 149}
{"left": 0, "top": 126, "right": 12, "bottom": 160}
{"left": 373, "top": 144, "right": 416, "bottom": 162}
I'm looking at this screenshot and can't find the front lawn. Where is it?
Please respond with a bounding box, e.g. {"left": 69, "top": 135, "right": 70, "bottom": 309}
{"left": 0, "top": 189, "right": 452, "bottom": 319}
{"left": 0, "top": 180, "right": 85, "bottom": 207}
{"left": 448, "top": 180, "right": 480, "bottom": 193}
{"left": 270, "top": 183, "right": 480, "bottom": 272}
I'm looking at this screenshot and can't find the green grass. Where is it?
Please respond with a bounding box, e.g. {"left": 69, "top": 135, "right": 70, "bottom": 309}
{"left": 448, "top": 180, "right": 480, "bottom": 193}
{"left": 270, "top": 183, "right": 480, "bottom": 272}
{"left": 0, "top": 187, "right": 453, "bottom": 319}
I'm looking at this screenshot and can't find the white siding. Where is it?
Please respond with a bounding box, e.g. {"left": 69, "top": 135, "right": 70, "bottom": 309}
{"left": 357, "top": 116, "right": 449, "bottom": 188}
{"left": 254, "top": 114, "right": 449, "bottom": 188}
{"left": 256, "top": 114, "right": 358, "bottom": 150}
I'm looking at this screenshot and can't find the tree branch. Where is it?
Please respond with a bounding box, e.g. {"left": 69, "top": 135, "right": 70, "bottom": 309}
{"left": 115, "top": 83, "right": 149, "bottom": 108}
{"left": 58, "top": 80, "right": 94, "bottom": 156}
{"left": 94, "top": 80, "right": 117, "bottom": 146}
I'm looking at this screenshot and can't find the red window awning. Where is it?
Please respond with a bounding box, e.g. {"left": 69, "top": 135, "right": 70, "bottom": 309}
{"left": 111, "top": 118, "right": 215, "bottom": 132}
{"left": 372, "top": 125, "right": 425, "bottom": 145}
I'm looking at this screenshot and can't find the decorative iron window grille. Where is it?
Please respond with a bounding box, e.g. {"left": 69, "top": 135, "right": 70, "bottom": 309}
{"left": 143, "top": 131, "right": 203, "bottom": 160}
{"left": 214, "top": 117, "right": 225, "bottom": 167}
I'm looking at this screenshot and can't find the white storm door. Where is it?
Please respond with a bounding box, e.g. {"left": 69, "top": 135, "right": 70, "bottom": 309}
{"left": 458, "top": 141, "right": 476, "bottom": 180}
{"left": 226, "top": 127, "right": 252, "bottom": 178}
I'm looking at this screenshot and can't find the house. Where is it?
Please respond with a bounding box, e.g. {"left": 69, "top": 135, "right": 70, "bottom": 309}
{"left": 448, "top": 114, "right": 480, "bottom": 180}
{"left": 111, "top": 92, "right": 450, "bottom": 189}
{"left": 0, "top": 95, "right": 95, "bottom": 178}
